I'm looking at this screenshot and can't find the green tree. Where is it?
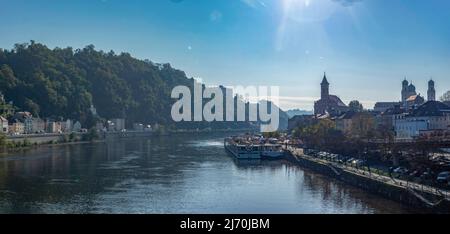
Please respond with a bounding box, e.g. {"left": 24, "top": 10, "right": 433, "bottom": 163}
{"left": 0, "top": 41, "right": 261, "bottom": 131}
{"left": 83, "top": 128, "right": 99, "bottom": 142}
{"left": 351, "top": 112, "right": 376, "bottom": 139}
{"left": 24, "top": 98, "right": 40, "bottom": 116}
{"left": 0, "top": 132, "right": 6, "bottom": 148}
{"left": 263, "top": 131, "right": 281, "bottom": 138}
{"left": 349, "top": 100, "right": 364, "bottom": 112}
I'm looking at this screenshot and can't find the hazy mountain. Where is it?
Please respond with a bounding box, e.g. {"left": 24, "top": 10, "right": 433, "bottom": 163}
{"left": 286, "top": 109, "right": 313, "bottom": 118}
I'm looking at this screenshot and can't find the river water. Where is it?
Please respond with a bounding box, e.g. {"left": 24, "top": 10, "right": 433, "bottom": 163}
{"left": 0, "top": 133, "right": 420, "bottom": 214}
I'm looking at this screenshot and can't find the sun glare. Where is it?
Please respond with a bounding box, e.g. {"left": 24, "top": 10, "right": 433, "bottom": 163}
{"left": 282, "top": 0, "right": 338, "bottom": 23}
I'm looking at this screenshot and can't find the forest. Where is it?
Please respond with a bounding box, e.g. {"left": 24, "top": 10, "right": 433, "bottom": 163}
{"left": 0, "top": 41, "right": 286, "bottom": 130}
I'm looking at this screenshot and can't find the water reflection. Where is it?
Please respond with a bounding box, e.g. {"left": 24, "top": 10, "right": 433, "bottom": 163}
{"left": 0, "top": 133, "right": 421, "bottom": 214}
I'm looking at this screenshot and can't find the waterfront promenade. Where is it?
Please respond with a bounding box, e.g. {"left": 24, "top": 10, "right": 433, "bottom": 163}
{"left": 287, "top": 147, "right": 450, "bottom": 209}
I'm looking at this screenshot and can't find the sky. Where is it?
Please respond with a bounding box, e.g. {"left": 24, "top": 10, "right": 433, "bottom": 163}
{"left": 1, "top": 0, "right": 450, "bottom": 110}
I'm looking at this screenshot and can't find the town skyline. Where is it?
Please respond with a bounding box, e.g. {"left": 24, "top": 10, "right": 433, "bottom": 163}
{"left": 1, "top": 1, "right": 450, "bottom": 216}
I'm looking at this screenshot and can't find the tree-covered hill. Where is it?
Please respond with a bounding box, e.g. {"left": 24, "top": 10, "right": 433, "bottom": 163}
{"left": 0, "top": 41, "right": 196, "bottom": 127}
{"left": 0, "top": 41, "right": 287, "bottom": 131}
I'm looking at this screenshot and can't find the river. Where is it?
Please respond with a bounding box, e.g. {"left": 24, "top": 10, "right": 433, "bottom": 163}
{"left": 0, "top": 132, "right": 421, "bottom": 213}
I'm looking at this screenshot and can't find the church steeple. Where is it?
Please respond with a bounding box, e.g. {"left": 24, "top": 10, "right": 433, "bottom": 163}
{"left": 321, "top": 72, "right": 329, "bottom": 85}
{"left": 428, "top": 78, "right": 436, "bottom": 101}
{"left": 321, "top": 72, "right": 329, "bottom": 99}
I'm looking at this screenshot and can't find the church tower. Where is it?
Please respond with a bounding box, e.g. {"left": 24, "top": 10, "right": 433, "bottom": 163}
{"left": 428, "top": 79, "right": 436, "bottom": 101}
{"left": 321, "top": 72, "right": 329, "bottom": 100}
{"left": 401, "top": 79, "right": 408, "bottom": 103}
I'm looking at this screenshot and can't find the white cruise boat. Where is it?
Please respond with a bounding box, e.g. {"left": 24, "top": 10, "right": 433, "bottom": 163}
{"left": 224, "top": 137, "right": 261, "bottom": 159}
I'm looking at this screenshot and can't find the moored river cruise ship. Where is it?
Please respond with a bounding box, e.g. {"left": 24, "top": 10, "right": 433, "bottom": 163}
{"left": 224, "top": 135, "right": 286, "bottom": 160}
{"left": 224, "top": 137, "right": 261, "bottom": 159}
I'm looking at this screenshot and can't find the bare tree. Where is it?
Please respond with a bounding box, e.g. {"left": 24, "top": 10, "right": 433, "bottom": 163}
{"left": 440, "top": 90, "right": 450, "bottom": 102}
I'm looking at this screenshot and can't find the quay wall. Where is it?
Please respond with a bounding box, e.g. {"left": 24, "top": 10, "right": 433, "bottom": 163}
{"left": 6, "top": 133, "right": 84, "bottom": 144}
{"left": 7, "top": 131, "right": 156, "bottom": 144}
{"left": 6, "top": 129, "right": 249, "bottom": 144}
{"left": 285, "top": 152, "right": 450, "bottom": 213}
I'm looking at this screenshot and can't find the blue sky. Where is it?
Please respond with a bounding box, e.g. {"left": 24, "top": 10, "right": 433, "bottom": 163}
{"left": 1, "top": 0, "right": 450, "bottom": 110}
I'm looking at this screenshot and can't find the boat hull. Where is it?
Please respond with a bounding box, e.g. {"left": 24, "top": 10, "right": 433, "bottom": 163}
{"left": 224, "top": 139, "right": 261, "bottom": 159}
{"left": 261, "top": 151, "right": 285, "bottom": 160}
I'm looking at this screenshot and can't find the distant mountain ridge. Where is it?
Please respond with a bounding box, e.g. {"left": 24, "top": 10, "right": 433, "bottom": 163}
{"left": 286, "top": 109, "right": 313, "bottom": 118}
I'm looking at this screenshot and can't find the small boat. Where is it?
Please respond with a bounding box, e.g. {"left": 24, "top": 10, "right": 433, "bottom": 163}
{"left": 261, "top": 144, "right": 285, "bottom": 159}
{"left": 224, "top": 137, "right": 261, "bottom": 159}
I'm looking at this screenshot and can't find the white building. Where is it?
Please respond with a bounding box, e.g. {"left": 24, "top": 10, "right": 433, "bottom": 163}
{"left": 0, "top": 116, "right": 8, "bottom": 133}
{"left": 395, "top": 117, "right": 428, "bottom": 139}
{"left": 73, "top": 121, "right": 82, "bottom": 132}
{"left": 61, "top": 119, "right": 73, "bottom": 133}
{"left": 24, "top": 117, "right": 33, "bottom": 134}
{"left": 394, "top": 101, "right": 450, "bottom": 140}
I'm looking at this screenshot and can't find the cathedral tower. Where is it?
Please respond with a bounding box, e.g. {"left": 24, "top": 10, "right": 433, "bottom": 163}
{"left": 401, "top": 79, "right": 408, "bottom": 103}
{"left": 321, "top": 72, "right": 329, "bottom": 100}
{"left": 428, "top": 79, "right": 436, "bottom": 101}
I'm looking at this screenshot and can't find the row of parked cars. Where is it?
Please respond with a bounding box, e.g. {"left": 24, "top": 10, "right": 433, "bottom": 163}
{"left": 430, "top": 155, "right": 450, "bottom": 168}
{"left": 389, "top": 166, "right": 450, "bottom": 186}
{"left": 304, "top": 149, "right": 366, "bottom": 167}
{"left": 304, "top": 149, "right": 450, "bottom": 187}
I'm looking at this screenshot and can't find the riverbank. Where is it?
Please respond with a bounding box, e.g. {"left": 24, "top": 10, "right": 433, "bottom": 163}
{"left": 1, "top": 129, "right": 253, "bottom": 155}
{"left": 285, "top": 147, "right": 450, "bottom": 213}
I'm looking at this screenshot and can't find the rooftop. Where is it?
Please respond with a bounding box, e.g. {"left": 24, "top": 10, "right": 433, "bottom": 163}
{"left": 410, "top": 101, "right": 450, "bottom": 117}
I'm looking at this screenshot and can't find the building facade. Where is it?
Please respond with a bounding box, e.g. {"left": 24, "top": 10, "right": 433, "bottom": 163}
{"left": 24, "top": 117, "right": 33, "bottom": 134}
{"left": 31, "top": 118, "right": 46, "bottom": 133}
{"left": 73, "top": 121, "right": 82, "bottom": 132}
{"left": 60, "top": 119, "right": 73, "bottom": 133}
{"left": 395, "top": 117, "right": 428, "bottom": 140}
{"left": 9, "top": 121, "right": 25, "bottom": 135}
{"left": 335, "top": 111, "right": 357, "bottom": 135}
{"left": 46, "top": 121, "right": 62, "bottom": 133}
{"left": 394, "top": 101, "right": 450, "bottom": 140}
{"left": 401, "top": 79, "right": 417, "bottom": 107}
{"left": 0, "top": 116, "right": 8, "bottom": 133}
{"left": 374, "top": 102, "right": 401, "bottom": 113}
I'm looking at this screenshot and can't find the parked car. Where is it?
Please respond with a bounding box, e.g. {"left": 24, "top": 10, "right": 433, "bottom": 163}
{"left": 393, "top": 167, "right": 408, "bottom": 174}
{"left": 352, "top": 159, "right": 365, "bottom": 167}
{"left": 420, "top": 172, "right": 432, "bottom": 180}
{"left": 329, "top": 154, "right": 338, "bottom": 161}
{"left": 409, "top": 170, "right": 421, "bottom": 177}
{"left": 437, "top": 171, "right": 450, "bottom": 183}
{"left": 337, "top": 156, "right": 348, "bottom": 164}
